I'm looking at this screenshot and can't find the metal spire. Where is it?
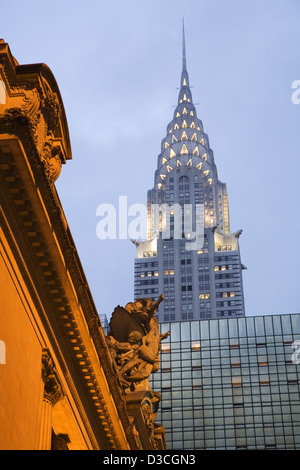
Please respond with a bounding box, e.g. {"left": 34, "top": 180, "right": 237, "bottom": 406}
{"left": 182, "top": 18, "right": 187, "bottom": 71}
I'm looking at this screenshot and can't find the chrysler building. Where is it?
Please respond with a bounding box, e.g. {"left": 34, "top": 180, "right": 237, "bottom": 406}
{"left": 134, "top": 27, "right": 246, "bottom": 322}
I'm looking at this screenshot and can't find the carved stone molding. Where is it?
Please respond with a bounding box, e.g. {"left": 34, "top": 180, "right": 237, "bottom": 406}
{"left": 41, "top": 350, "right": 63, "bottom": 407}
{"left": 0, "top": 41, "right": 71, "bottom": 185}
{"left": 126, "top": 390, "right": 166, "bottom": 450}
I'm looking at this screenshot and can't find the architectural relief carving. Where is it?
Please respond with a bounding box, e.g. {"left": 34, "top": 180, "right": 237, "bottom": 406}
{"left": 106, "top": 294, "right": 170, "bottom": 392}
{"left": 41, "top": 350, "right": 63, "bottom": 406}
{"left": 106, "top": 295, "right": 169, "bottom": 446}
{"left": 0, "top": 42, "right": 70, "bottom": 185}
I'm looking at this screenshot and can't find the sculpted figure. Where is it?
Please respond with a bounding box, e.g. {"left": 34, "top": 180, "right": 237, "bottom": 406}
{"left": 106, "top": 295, "right": 170, "bottom": 391}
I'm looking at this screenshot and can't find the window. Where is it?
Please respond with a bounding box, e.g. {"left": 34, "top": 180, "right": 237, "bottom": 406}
{"left": 231, "top": 362, "right": 241, "bottom": 368}
{"left": 232, "top": 377, "right": 242, "bottom": 387}
{"left": 260, "top": 380, "right": 270, "bottom": 386}
{"left": 161, "top": 344, "right": 171, "bottom": 353}
{"left": 180, "top": 144, "right": 188, "bottom": 155}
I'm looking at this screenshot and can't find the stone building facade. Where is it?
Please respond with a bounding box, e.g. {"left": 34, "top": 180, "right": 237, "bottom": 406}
{"left": 0, "top": 40, "right": 165, "bottom": 450}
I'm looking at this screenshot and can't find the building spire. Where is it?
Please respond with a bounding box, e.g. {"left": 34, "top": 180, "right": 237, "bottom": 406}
{"left": 178, "top": 19, "right": 192, "bottom": 103}
{"left": 182, "top": 18, "right": 187, "bottom": 71}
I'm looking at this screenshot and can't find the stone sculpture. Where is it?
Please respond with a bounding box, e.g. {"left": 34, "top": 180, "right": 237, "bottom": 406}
{"left": 106, "top": 294, "right": 170, "bottom": 392}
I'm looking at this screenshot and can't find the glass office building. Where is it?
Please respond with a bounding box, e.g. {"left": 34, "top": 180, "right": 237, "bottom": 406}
{"left": 150, "top": 313, "right": 300, "bottom": 450}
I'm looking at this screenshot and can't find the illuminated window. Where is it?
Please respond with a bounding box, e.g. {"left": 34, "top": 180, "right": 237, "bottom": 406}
{"left": 162, "top": 157, "right": 167, "bottom": 165}
{"left": 177, "top": 160, "right": 182, "bottom": 167}
{"left": 170, "top": 149, "right": 176, "bottom": 158}
{"left": 183, "top": 107, "right": 187, "bottom": 114}
{"left": 181, "top": 131, "right": 188, "bottom": 141}
{"left": 258, "top": 361, "right": 268, "bottom": 366}
{"left": 201, "top": 153, "right": 207, "bottom": 161}
{"left": 191, "top": 341, "right": 201, "bottom": 351}
{"left": 190, "top": 122, "right": 195, "bottom": 128}
{"left": 161, "top": 343, "right": 170, "bottom": 353}
{"left": 164, "top": 270, "right": 169, "bottom": 275}
{"left": 202, "top": 170, "right": 209, "bottom": 177}
{"left": 193, "top": 146, "right": 199, "bottom": 156}
{"left": 260, "top": 380, "right": 270, "bottom": 386}
{"left": 167, "top": 165, "right": 173, "bottom": 173}
{"left": 164, "top": 142, "right": 169, "bottom": 149}
{"left": 232, "top": 377, "right": 242, "bottom": 387}
{"left": 182, "top": 120, "right": 187, "bottom": 128}
{"left": 199, "top": 293, "right": 210, "bottom": 300}
{"left": 191, "top": 133, "right": 197, "bottom": 142}
{"left": 196, "top": 162, "right": 202, "bottom": 170}
{"left": 172, "top": 135, "right": 178, "bottom": 143}
{"left": 180, "top": 144, "right": 188, "bottom": 155}
{"left": 176, "top": 112, "right": 180, "bottom": 117}
{"left": 174, "top": 123, "right": 179, "bottom": 130}
{"left": 190, "top": 110, "right": 194, "bottom": 116}
{"left": 230, "top": 292, "right": 235, "bottom": 297}
{"left": 214, "top": 266, "right": 219, "bottom": 271}
{"left": 187, "top": 158, "right": 192, "bottom": 166}
{"left": 200, "top": 138, "right": 204, "bottom": 145}
{"left": 169, "top": 269, "right": 174, "bottom": 275}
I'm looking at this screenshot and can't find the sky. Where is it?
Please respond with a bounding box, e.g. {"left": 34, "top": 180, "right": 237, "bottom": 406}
{"left": 1, "top": 0, "right": 300, "bottom": 321}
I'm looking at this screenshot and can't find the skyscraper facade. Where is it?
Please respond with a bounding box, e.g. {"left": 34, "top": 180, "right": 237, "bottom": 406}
{"left": 134, "top": 29, "right": 246, "bottom": 322}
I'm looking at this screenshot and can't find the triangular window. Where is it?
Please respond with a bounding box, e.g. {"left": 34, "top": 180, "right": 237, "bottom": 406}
{"left": 181, "top": 131, "right": 188, "bottom": 141}
{"left": 193, "top": 146, "right": 199, "bottom": 157}
{"left": 180, "top": 144, "right": 188, "bottom": 155}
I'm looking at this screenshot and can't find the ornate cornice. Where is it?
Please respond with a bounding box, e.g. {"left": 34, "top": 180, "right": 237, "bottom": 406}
{"left": 0, "top": 40, "right": 71, "bottom": 185}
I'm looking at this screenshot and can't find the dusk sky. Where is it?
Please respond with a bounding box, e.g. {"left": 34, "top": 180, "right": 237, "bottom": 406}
{"left": 1, "top": 0, "right": 300, "bottom": 321}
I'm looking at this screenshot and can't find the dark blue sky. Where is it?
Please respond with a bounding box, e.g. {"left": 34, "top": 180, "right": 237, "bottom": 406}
{"left": 1, "top": 0, "right": 300, "bottom": 320}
